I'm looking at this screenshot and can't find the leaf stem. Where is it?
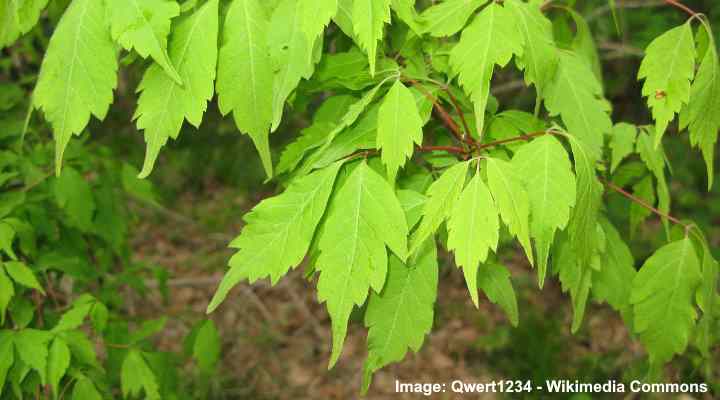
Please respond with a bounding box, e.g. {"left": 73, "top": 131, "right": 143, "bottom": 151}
{"left": 478, "top": 130, "right": 551, "bottom": 149}
{"left": 664, "top": 0, "right": 697, "bottom": 16}
{"left": 599, "top": 177, "right": 691, "bottom": 228}
{"left": 404, "top": 78, "right": 476, "bottom": 146}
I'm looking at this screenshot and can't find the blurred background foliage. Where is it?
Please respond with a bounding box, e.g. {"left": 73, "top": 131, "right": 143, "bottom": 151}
{"left": 1, "top": 0, "right": 719, "bottom": 399}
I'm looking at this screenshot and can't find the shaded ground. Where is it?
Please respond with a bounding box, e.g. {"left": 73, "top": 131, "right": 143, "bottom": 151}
{"left": 119, "top": 184, "right": 718, "bottom": 400}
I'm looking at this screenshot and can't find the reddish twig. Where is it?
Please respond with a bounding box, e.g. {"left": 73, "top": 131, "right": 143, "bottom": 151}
{"left": 600, "top": 177, "right": 690, "bottom": 228}
{"left": 478, "top": 131, "right": 551, "bottom": 150}
{"left": 404, "top": 78, "right": 475, "bottom": 146}
{"left": 443, "top": 87, "right": 473, "bottom": 140}
{"left": 664, "top": 0, "right": 697, "bottom": 16}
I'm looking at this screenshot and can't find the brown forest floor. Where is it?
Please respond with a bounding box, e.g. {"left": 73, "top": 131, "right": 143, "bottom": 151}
{"left": 126, "top": 186, "right": 710, "bottom": 400}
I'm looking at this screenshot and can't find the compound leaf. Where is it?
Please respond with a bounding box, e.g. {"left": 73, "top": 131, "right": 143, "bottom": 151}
{"left": 512, "top": 135, "right": 576, "bottom": 286}
{"left": 217, "top": 0, "right": 274, "bottom": 177}
{"left": 485, "top": 158, "right": 533, "bottom": 265}
{"left": 317, "top": 162, "right": 408, "bottom": 368}
{"left": 134, "top": 0, "right": 219, "bottom": 178}
{"left": 638, "top": 22, "right": 695, "bottom": 146}
{"left": 121, "top": 350, "right": 160, "bottom": 400}
{"left": 208, "top": 162, "right": 342, "bottom": 313}
{"left": 450, "top": 2, "right": 522, "bottom": 133}
{"left": 447, "top": 173, "right": 499, "bottom": 306}
{"left": 630, "top": 238, "right": 702, "bottom": 366}
{"left": 106, "top": 0, "right": 182, "bottom": 84}
{"left": 377, "top": 80, "right": 424, "bottom": 181}
{"left": 410, "top": 161, "right": 469, "bottom": 254}
{"left": 352, "top": 0, "right": 391, "bottom": 75}
{"left": 362, "top": 239, "right": 438, "bottom": 392}
{"left": 34, "top": 0, "right": 118, "bottom": 175}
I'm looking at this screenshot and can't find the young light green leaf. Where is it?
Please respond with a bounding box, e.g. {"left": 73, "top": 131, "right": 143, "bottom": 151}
{"left": 54, "top": 167, "right": 95, "bottom": 232}
{"left": 208, "top": 162, "right": 341, "bottom": 313}
{"left": 299, "top": 0, "right": 337, "bottom": 41}
{"left": 317, "top": 162, "right": 408, "bottom": 368}
{"left": 72, "top": 377, "right": 102, "bottom": 400}
{"left": 362, "top": 240, "right": 438, "bottom": 393}
{"left": 217, "top": 0, "right": 274, "bottom": 177}
{"left": 13, "top": 329, "right": 52, "bottom": 385}
{"left": 638, "top": 22, "right": 695, "bottom": 146}
{"left": 553, "top": 231, "right": 593, "bottom": 333}
{"left": 0, "top": 267, "right": 13, "bottom": 324}
{"left": 545, "top": 51, "right": 612, "bottom": 158}
{"left": 121, "top": 350, "right": 161, "bottom": 400}
{"left": 419, "top": 0, "right": 484, "bottom": 37}
{"left": 477, "top": 263, "right": 519, "bottom": 326}
{"left": 485, "top": 158, "right": 533, "bottom": 265}
{"left": 512, "top": 135, "right": 576, "bottom": 286}
{"left": 592, "top": 218, "right": 635, "bottom": 314}
{"left": 506, "top": 0, "right": 558, "bottom": 94}
{"left": 4, "top": 261, "right": 44, "bottom": 294}
{"left": 377, "top": 80, "right": 424, "bottom": 181}
{"left": 630, "top": 238, "right": 702, "bottom": 365}
{"left": 34, "top": 0, "right": 118, "bottom": 174}
{"left": 447, "top": 173, "right": 499, "bottom": 306}
{"left": 566, "top": 8, "right": 602, "bottom": 81}
{"left": 565, "top": 134, "right": 602, "bottom": 269}
{"left": 106, "top": 0, "right": 182, "bottom": 84}
{"left": 450, "top": 2, "right": 522, "bottom": 133}
{"left": 410, "top": 161, "right": 469, "bottom": 253}
{"left": 0, "top": 0, "right": 48, "bottom": 48}
{"left": 609, "top": 123, "right": 637, "bottom": 173}
{"left": 270, "top": 0, "right": 320, "bottom": 130}
{"left": 693, "top": 231, "right": 719, "bottom": 357}
{"left": 48, "top": 337, "right": 71, "bottom": 398}
{"left": 352, "top": 0, "right": 391, "bottom": 75}
{"left": 680, "top": 25, "right": 720, "bottom": 189}
{"left": 134, "top": 0, "right": 218, "bottom": 178}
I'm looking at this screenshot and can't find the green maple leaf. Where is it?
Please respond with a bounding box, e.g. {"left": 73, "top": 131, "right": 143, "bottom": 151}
{"left": 106, "top": 0, "right": 182, "bottom": 84}
{"left": 680, "top": 25, "right": 720, "bottom": 189}
{"left": 134, "top": 0, "right": 219, "bottom": 178}
{"left": 352, "top": 0, "right": 391, "bottom": 75}
{"left": 0, "top": 0, "right": 48, "bottom": 48}
{"left": 316, "top": 161, "right": 408, "bottom": 368}
{"left": 362, "top": 239, "right": 438, "bottom": 392}
{"left": 419, "top": 0, "right": 484, "bottom": 37}
{"left": 485, "top": 158, "right": 534, "bottom": 265}
{"left": 592, "top": 218, "right": 635, "bottom": 316}
{"left": 553, "top": 229, "right": 595, "bottom": 333}
{"left": 270, "top": 0, "right": 321, "bottom": 130}
{"left": 377, "top": 80, "right": 424, "bottom": 181}
{"left": 13, "top": 329, "right": 52, "bottom": 385}
{"left": 391, "top": 0, "right": 422, "bottom": 34}
{"left": 512, "top": 135, "right": 576, "bottom": 286}
{"left": 207, "top": 162, "right": 342, "bottom": 313}
{"left": 34, "top": 0, "right": 118, "bottom": 175}
{"left": 565, "top": 135, "right": 602, "bottom": 269}
{"left": 447, "top": 173, "right": 499, "bottom": 306}
{"left": 638, "top": 22, "right": 695, "bottom": 146}
{"left": 545, "top": 51, "right": 612, "bottom": 158}
{"left": 450, "top": 1, "right": 523, "bottom": 133}
{"left": 506, "top": 0, "right": 558, "bottom": 95}
{"left": 48, "top": 338, "right": 71, "bottom": 398}
{"left": 217, "top": 0, "right": 274, "bottom": 177}
{"left": 630, "top": 238, "right": 702, "bottom": 366}
{"left": 410, "top": 161, "right": 469, "bottom": 253}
